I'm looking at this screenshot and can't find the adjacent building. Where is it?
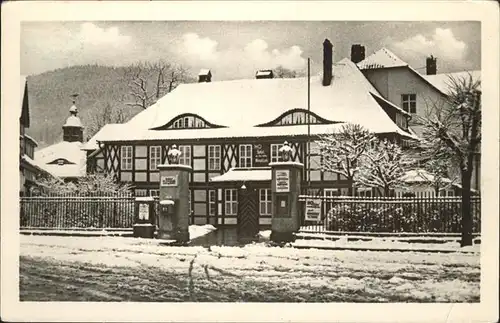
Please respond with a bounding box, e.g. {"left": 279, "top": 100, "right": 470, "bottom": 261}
{"left": 35, "top": 97, "right": 87, "bottom": 182}
{"left": 19, "top": 75, "right": 54, "bottom": 196}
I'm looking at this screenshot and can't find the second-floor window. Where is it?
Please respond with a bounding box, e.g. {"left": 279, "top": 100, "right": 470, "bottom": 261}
{"left": 270, "top": 143, "right": 284, "bottom": 163}
{"left": 402, "top": 94, "right": 417, "bottom": 114}
{"left": 149, "top": 146, "right": 161, "bottom": 171}
{"left": 239, "top": 144, "right": 252, "bottom": 168}
{"left": 208, "top": 145, "right": 221, "bottom": 170}
{"left": 179, "top": 145, "right": 191, "bottom": 166}
{"left": 121, "top": 146, "right": 133, "bottom": 170}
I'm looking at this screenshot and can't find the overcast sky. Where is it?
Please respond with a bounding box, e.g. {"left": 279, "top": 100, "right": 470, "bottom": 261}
{"left": 21, "top": 21, "right": 481, "bottom": 80}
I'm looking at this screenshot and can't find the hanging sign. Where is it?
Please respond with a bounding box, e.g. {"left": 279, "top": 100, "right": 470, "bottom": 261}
{"left": 275, "top": 169, "right": 290, "bottom": 192}
{"left": 305, "top": 198, "right": 321, "bottom": 221}
{"left": 138, "top": 203, "right": 149, "bottom": 220}
{"left": 160, "top": 175, "right": 178, "bottom": 187}
{"left": 253, "top": 143, "right": 270, "bottom": 167}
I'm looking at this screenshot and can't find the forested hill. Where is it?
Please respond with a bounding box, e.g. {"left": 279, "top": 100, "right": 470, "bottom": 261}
{"left": 25, "top": 64, "right": 144, "bottom": 148}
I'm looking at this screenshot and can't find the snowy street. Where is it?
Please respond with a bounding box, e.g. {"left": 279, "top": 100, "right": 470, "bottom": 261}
{"left": 20, "top": 235, "right": 480, "bottom": 302}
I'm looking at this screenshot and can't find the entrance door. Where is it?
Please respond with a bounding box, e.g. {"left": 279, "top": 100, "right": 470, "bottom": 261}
{"left": 237, "top": 187, "right": 259, "bottom": 241}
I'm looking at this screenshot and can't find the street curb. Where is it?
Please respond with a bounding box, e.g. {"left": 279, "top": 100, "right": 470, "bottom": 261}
{"left": 291, "top": 244, "right": 479, "bottom": 254}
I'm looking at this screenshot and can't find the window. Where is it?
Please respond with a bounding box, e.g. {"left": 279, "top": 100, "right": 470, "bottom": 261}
{"left": 179, "top": 145, "right": 191, "bottom": 166}
{"left": 270, "top": 144, "right": 284, "bottom": 163}
{"left": 401, "top": 94, "right": 417, "bottom": 114}
{"left": 209, "top": 190, "right": 217, "bottom": 216}
{"left": 121, "top": 146, "right": 133, "bottom": 170}
{"left": 259, "top": 189, "right": 272, "bottom": 215}
{"left": 357, "top": 188, "right": 372, "bottom": 197}
{"left": 149, "top": 146, "right": 161, "bottom": 171}
{"left": 150, "top": 189, "right": 160, "bottom": 197}
{"left": 135, "top": 189, "right": 147, "bottom": 197}
{"left": 225, "top": 189, "right": 238, "bottom": 215}
{"left": 208, "top": 145, "right": 221, "bottom": 170}
{"left": 239, "top": 144, "right": 252, "bottom": 168}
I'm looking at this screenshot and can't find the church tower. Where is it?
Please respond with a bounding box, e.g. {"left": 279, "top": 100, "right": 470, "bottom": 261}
{"left": 62, "top": 94, "right": 84, "bottom": 142}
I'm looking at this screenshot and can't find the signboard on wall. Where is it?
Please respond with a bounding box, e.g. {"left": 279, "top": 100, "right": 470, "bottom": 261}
{"left": 305, "top": 199, "right": 321, "bottom": 221}
{"left": 253, "top": 143, "right": 270, "bottom": 167}
{"left": 138, "top": 203, "right": 149, "bottom": 220}
{"left": 160, "top": 175, "right": 178, "bottom": 187}
{"left": 275, "top": 170, "right": 290, "bottom": 192}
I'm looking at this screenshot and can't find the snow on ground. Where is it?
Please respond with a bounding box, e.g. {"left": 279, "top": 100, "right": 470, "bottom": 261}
{"left": 20, "top": 234, "right": 480, "bottom": 302}
{"left": 189, "top": 224, "right": 216, "bottom": 240}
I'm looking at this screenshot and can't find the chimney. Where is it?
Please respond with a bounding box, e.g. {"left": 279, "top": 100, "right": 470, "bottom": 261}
{"left": 350, "top": 44, "right": 366, "bottom": 64}
{"left": 255, "top": 70, "right": 274, "bottom": 79}
{"left": 322, "top": 39, "right": 333, "bottom": 86}
{"left": 426, "top": 55, "right": 437, "bottom": 75}
{"left": 198, "top": 69, "right": 212, "bottom": 82}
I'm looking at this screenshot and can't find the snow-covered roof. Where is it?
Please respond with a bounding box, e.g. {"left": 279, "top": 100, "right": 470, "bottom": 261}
{"left": 210, "top": 167, "right": 271, "bottom": 182}
{"left": 256, "top": 70, "right": 273, "bottom": 77}
{"left": 24, "top": 134, "right": 38, "bottom": 147}
{"left": 35, "top": 141, "right": 87, "bottom": 178}
{"left": 81, "top": 123, "right": 124, "bottom": 150}
{"left": 88, "top": 58, "right": 415, "bottom": 144}
{"left": 357, "top": 48, "right": 408, "bottom": 69}
{"left": 63, "top": 115, "right": 83, "bottom": 128}
{"left": 400, "top": 169, "right": 452, "bottom": 184}
{"left": 20, "top": 75, "right": 27, "bottom": 102}
{"left": 422, "top": 70, "right": 481, "bottom": 95}
{"left": 21, "top": 154, "right": 54, "bottom": 177}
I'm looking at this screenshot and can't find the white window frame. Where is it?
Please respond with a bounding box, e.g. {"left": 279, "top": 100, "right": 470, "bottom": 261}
{"left": 121, "top": 146, "right": 133, "bottom": 170}
{"left": 209, "top": 190, "right": 217, "bottom": 216}
{"left": 149, "top": 189, "right": 160, "bottom": 197}
{"left": 179, "top": 145, "right": 191, "bottom": 166}
{"left": 208, "top": 145, "right": 221, "bottom": 170}
{"left": 149, "top": 146, "right": 161, "bottom": 171}
{"left": 239, "top": 144, "right": 252, "bottom": 168}
{"left": 357, "top": 187, "right": 372, "bottom": 197}
{"left": 402, "top": 94, "right": 417, "bottom": 114}
{"left": 270, "top": 143, "right": 284, "bottom": 163}
{"left": 225, "top": 189, "right": 238, "bottom": 215}
{"left": 259, "top": 189, "right": 272, "bottom": 215}
{"left": 135, "top": 189, "right": 147, "bottom": 197}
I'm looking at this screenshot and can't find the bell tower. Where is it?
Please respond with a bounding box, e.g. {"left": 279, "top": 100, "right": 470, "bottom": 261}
{"left": 62, "top": 94, "right": 84, "bottom": 142}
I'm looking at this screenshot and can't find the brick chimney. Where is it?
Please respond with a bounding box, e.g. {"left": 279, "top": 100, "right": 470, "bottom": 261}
{"left": 322, "top": 39, "right": 333, "bottom": 86}
{"left": 256, "top": 70, "right": 274, "bottom": 79}
{"left": 426, "top": 55, "right": 437, "bottom": 75}
{"left": 350, "top": 44, "right": 366, "bottom": 64}
{"left": 198, "top": 69, "right": 212, "bottom": 82}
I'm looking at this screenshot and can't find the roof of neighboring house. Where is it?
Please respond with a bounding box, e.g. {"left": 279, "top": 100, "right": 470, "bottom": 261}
{"left": 401, "top": 169, "right": 452, "bottom": 184}
{"left": 35, "top": 141, "right": 87, "bottom": 178}
{"left": 88, "top": 58, "right": 415, "bottom": 144}
{"left": 210, "top": 167, "right": 272, "bottom": 182}
{"left": 81, "top": 123, "right": 124, "bottom": 150}
{"left": 20, "top": 75, "right": 30, "bottom": 127}
{"left": 21, "top": 154, "right": 54, "bottom": 178}
{"left": 24, "top": 134, "right": 38, "bottom": 147}
{"left": 357, "top": 48, "right": 449, "bottom": 96}
{"left": 357, "top": 47, "right": 408, "bottom": 69}
{"left": 422, "top": 70, "right": 481, "bottom": 95}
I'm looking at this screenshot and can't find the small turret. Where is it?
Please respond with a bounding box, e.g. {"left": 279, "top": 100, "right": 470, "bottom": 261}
{"left": 62, "top": 94, "right": 84, "bottom": 142}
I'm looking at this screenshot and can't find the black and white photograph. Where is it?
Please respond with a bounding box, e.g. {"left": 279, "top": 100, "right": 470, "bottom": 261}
{"left": 2, "top": 1, "right": 498, "bottom": 322}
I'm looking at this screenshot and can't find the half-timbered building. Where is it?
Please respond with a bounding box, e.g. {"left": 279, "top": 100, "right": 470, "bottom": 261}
{"left": 84, "top": 39, "right": 416, "bottom": 226}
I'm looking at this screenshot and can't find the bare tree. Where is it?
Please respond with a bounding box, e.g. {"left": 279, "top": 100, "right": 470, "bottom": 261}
{"left": 415, "top": 73, "right": 481, "bottom": 246}
{"left": 273, "top": 65, "right": 306, "bottom": 78}
{"left": 125, "top": 61, "right": 192, "bottom": 109}
{"left": 316, "top": 123, "right": 375, "bottom": 195}
{"left": 421, "top": 157, "right": 458, "bottom": 196}
{"left": 86, "top": 102, "right": 131, "bottom": 139}
{"left": 357, "top": 139, "right": 413, "bottom": 197}
{"left": 38, "top": 173, "right": 132, "bottom": 195}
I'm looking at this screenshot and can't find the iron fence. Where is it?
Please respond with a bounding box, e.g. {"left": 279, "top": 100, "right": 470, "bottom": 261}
{"left": 20, "top": 192, "right": 137, "bottom": 229}
{"left": 299, "top": 195, "right": 481, "bottom": 234}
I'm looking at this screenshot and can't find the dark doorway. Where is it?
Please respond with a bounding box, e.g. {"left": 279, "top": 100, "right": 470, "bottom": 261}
{"left": 237, "top": 187, "right": 259, "bottom": 241}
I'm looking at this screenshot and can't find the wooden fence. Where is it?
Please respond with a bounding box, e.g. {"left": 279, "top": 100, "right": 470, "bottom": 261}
{"left": 299, "top": 196, "right": 481, "bottom": 234}
{"left": 20, "top": 192, "right": 136, "bottom": 229}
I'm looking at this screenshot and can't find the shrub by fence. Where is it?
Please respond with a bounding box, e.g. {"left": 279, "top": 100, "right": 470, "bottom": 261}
{"left": 299, "top": 196, "right": 481, "bottom": 234}
{"left": 20, "top": 192, "right": 136, "bottom": 229}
